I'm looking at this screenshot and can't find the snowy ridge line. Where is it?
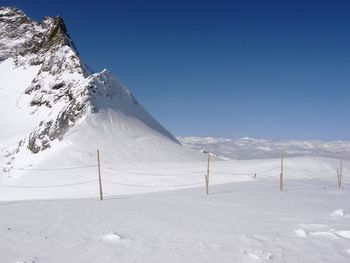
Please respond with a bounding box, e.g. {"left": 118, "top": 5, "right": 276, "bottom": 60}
{"left": 101, "top": 165, "right": 205, "bottom": 176}
{"left": 1, "top": 165, "right": 97, "bottom": 171}
{"left": 102, "top": 179, "right": 203, "bottom": 188}
{"left": 0, "top": 180, "right": 98, "bottom": 188}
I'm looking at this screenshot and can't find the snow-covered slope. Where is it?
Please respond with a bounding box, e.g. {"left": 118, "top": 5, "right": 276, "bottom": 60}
{"left": 0, "top": 7, "right": 202, "bottom": 176}
{"left": 178, "top": 136, "right": 350, "bottom": 160}
{"left": 1, "top": 180, "right": 350, "bottom": 263}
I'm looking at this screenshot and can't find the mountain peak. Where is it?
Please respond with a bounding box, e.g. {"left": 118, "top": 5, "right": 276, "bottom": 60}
{"left": 0, "top": 7, "right": 183, "bottom": 171}
{"left": 0, "top": 6, "right": 28, "bottom": 21}
{"left": 40, "top": 15, "right": 77, "bottom": 53}
{"left": 0, "top": 7, "right": 78, "bottom": 65}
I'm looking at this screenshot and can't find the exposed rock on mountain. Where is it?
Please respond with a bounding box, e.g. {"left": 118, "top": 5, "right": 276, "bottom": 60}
{"left": 0, "top": 7, "right": 184, "bottom": 171}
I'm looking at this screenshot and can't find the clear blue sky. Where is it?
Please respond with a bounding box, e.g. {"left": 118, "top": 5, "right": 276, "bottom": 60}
{"left": 2, "top": 0, "right": 350, "bottom": 140}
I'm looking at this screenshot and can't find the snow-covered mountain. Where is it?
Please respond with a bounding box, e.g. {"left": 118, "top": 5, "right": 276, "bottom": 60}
{"left": 1, "top": 7, "right": 347, "bottom": 203}
{"left": 0, "top": 7, "right": 202, "bottom": 176}
{"left": 178, "top": 136, "right": 350, "bottom": 160}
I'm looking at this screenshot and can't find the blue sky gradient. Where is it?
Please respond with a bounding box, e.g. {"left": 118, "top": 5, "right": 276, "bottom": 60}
{"left": 2, "top": 0, "right": 350, "bottom": 140}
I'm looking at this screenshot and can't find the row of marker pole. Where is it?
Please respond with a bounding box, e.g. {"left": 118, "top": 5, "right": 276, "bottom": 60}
{"left": 279, "top": 150, "right": 344, "bottom": 191}
{"left": 96, "top": 149, "right": 345, "bottom": 200}
{"left": 204, "top": 149, "right": 344, "bottom": 195}
{"left": 204, "top": 151, "right": 284, "bottom": 195}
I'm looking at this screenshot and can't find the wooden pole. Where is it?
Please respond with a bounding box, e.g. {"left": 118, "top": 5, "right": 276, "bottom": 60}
{"left": 337, "top": 169, "right": 340, "bottom": 188}
{"left": 339, "top": 152, "right": 343, "bottom": 189}
{"left": 205, "top": 153, "right": 210, "bottom": 195}
{"left": 280, "top": 149, "right": 284, "bottom": 191}
{"left": 97, "top": 149, "right": 103, "bottom": 201}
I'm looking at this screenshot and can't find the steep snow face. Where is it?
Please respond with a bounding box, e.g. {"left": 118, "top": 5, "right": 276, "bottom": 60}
{"left": 0, "top": 58, "right": 41, "bottom": 146}
{"left": 86, "top": 69, "right": 179, "bottom": 143}
{"left": 0, "top": 7, "right": 191, "bottom": 173}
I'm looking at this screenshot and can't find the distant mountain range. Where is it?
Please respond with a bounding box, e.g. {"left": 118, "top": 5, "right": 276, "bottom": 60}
{"left": 178, "top": 136, "right": 350, "bottom": 160}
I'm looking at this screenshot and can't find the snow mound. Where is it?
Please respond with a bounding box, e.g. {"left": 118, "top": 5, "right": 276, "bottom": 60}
{"left": 310, "top": 231, "right": 338, "bottom": 239}
{"left": 330, "top": 209, "right": 345, "bottom": 217}
{"left": 15, "top": 257, "right": 38, "bottom": 263}
{"left": 243, "top": 250, "right": 273, "bottom": 260}
{"left": 103, "top": 231, "right": 123, "bottom": 242}
{"left": 336, "top": 231, "right": 350, "bottom": 240}
{"left": 294, "top": 229, "right": 309, "bottom": 238}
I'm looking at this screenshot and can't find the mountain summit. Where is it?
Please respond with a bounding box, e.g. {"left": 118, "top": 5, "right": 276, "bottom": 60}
{"left": 0, "top": 7, "right": 198, "bottom": 174}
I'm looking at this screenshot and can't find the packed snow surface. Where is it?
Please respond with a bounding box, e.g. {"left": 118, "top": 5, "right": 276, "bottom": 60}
{"left": 1, "top": 149, "right": 349, "bottom": 262}
{"left": 1, "top": 179, "right": 350, "bottom": 263}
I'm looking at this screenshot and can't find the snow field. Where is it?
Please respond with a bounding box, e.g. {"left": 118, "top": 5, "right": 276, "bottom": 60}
{"left": 0, "top": 155, "right": 348, "bottom": 201}
{"left": 1, "top": 179, "right": 350, "bottom": 262}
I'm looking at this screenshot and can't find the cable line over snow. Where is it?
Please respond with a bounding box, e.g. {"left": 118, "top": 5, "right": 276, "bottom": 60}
{"left": 288, "top": 167, "right": 339, "bottom": 173}
{"left": 1, "top": 165, "right": 97, "bottom": 171}
{"left": 101, "top": 165, "right": 205, "bottom": 176}
{"left": 102, "top": 179, "right": 203, "bottom": 188}
{"left": 0, "top": 149, "right": 346, "bottom": 199}
{"left": 0, "top": 180, "right": 98, "bottom": 189}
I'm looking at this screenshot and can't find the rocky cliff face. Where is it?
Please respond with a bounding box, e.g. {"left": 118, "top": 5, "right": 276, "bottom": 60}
{"left": 0, "top": 6, "right": 179, "bottom": 166}
{"left": 0, "top": 7, "right": 83, "bottom": 68}
{"left": 0, "top": 7, "right": 93, "bottom": 155}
